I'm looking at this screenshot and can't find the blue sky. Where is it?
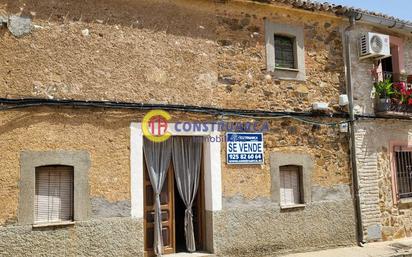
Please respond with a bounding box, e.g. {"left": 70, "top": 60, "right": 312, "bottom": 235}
{"left": 327, "top": 0, "right": 412, "bottom": 21}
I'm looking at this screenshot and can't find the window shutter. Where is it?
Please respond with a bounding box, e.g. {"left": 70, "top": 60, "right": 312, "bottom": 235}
{"left": 280, "top": 166, "right": 301, "bottom": 205}
{"left": 35, "top": 166, "right": 74, "bottom": 223}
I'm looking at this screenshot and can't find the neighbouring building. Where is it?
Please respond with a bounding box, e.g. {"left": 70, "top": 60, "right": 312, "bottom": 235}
{"left": 346, "top": 8, "right": 412, "bottom": 242}
{"left": 0, "top": 0, "right": 376, "bottom": 256}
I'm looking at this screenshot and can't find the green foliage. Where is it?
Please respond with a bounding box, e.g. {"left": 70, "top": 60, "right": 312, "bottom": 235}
{"left": 374, "top": 79, "right": 395, "bottom": 99}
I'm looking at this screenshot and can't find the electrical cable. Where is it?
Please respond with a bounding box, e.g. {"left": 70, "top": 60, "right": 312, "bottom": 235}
{"left": 0, "top": 97, "right": 352, "bottom": 127}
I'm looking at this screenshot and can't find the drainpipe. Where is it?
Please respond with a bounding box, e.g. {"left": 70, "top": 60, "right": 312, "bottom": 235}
{"left": 353, "top": 12, "right": 412, "bottom": 34}
{"left": 344, "top": 14, "right": 365, "bottom": 245}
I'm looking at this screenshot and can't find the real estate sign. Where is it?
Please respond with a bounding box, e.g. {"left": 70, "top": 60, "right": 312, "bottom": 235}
{"left": 226, "top": 132, "right": 264, "bottom": 164}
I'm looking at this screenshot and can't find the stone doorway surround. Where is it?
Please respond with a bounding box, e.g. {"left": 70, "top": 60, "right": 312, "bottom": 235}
{"left": 130, "top": 122, "right": 222, "bottom": 253}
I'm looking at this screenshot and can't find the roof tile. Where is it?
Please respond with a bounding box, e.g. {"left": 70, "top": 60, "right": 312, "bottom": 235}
{"left": 269, "top": 0, "right": 412, "bottom": 25}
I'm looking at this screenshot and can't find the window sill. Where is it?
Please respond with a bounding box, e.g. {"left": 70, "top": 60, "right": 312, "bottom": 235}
{"left": 280, "top": 204, "right": 306, "bottom": 210}
{"left": 269, "top": 69, "right": 306, "bottom": 82}
{"left": 399, "top": 197, "right": 412, "bottom": 205}
{"left": 275, "top": 67, "right": 299, "bottom": 72}
{"left": 32, "top": 221, "right": 75, "bottom": 228}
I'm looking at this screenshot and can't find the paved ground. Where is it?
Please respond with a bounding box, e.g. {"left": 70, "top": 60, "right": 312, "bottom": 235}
{"left": 162, "top": 239, "right": 412, "bottom": 257}
{"left": 280, "top": 238, "right": 412, "bottom": 257}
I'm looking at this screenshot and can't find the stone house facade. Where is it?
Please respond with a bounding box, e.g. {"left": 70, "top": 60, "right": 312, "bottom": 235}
{"left": 0, "top": 0, "right": 368, "bottom": 256}
{"left": 347, "top": 16, "right": 412, "bottom": 242}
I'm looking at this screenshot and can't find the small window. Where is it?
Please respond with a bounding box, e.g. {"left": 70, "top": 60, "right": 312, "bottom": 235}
{"left": 274, "top": 35, "right": 295, "bottom": 69}
{"left": 265, "top": 21, "right": 305, "bottom": 81}
{"left": 394, "top": 148, "right": 412, "bottom": 199}
{"left": 35, "top": 165, "right": 74, "bottom": 224}
{"left": 280, "top": 165, "right": 302, "bottom": 206}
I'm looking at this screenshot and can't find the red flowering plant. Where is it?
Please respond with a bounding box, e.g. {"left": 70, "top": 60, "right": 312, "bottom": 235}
{"left": 393, "top": 81, "right": 412, "bottom": 105}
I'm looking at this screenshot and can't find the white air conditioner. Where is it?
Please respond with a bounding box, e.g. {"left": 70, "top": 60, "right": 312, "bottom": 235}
{"left": 359, "top": 32, "right": 391, "bottom": 60}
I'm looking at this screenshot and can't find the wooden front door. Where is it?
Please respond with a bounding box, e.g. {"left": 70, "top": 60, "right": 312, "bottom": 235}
{"left": 144, "top": 164, "right": 175, "bottom": 257}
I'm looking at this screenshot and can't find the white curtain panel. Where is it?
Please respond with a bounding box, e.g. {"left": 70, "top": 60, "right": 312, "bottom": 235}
{"left": 143, "top": 138, "right": 172, "bottom": 256}
{"left": 172, "top": 136, "right": 203, "bottom": 252}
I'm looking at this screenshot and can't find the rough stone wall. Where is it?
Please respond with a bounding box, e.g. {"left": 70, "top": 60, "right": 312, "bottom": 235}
{"left": 0, "top": 108, "right": 352, "bottom": 223}
{"left": 222, "top": 118, "right": 351, "bottom": 200}
{"left": 212, "top": 200, "right": 356, "bottom": 256}
{"left": 219, "top": 117, "right": 356, "bottom": 255}
{"left": 0, "top": 107, "right": 356, "bottom": 255}
{"left": 354, "top": 125, "right": 381, "bottom": 241}
{"left": 0, "top": 218, "right": 144, "bottom": 257}
{"left": 0, "top": 0, "right": 346, "bottom": 111}
{"left": 350, "top": 23, "right": 412, "bottom": 242}
{"left": 404, "top": 37, "right": 412, "bottom": 75}
{"left": 0, "top": 109, "right": 217, "bottom": 223}
{"left": 0, "top": 0, "right": 355, "bottom": 255}
{"left": 0, "top": 108, "right": 137, "bottom": 225}
{"left": 348, "top": 25, "right": 376, "bottom": 116}
{"left": 355, "top": 120, "right": 412, "bottom": 242}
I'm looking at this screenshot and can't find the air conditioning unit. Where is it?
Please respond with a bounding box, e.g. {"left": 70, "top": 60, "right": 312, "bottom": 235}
{"left": 359, "top": 32, "right": 391, "bottom": 60}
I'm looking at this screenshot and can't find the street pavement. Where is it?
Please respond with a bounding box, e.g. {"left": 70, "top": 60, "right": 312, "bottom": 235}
{"left": 280, "top": 238, "right": 412, "bottom": 257}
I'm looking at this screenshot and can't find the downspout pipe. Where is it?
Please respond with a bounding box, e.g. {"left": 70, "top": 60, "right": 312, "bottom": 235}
{"left": 344, "top": 15, "right": 365, "bottom": 245}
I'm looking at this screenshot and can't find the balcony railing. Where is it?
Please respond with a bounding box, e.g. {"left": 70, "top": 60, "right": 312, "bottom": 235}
{"left": 376, "top": 100, "right": 412, "bottom": 117}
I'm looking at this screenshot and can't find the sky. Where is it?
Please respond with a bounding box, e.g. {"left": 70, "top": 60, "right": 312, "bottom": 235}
{"left": 327, "top": 0, "right": 412, "bottom": 22}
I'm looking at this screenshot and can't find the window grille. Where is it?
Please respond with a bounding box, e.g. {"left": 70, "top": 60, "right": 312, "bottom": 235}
{"left": 394, "top": 148, "right": 412, "bottom": 199}
{"left": 274, "top": 35, "right": 295, "bottom": 69}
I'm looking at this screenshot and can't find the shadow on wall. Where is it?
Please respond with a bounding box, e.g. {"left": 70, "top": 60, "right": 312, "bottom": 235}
{"left": 0, "top": 0, "right": 347, "bottom": 111}
{"left": 1, "top": 0, "right": 218, "bottom": 40}
{"left": 0, "top": 107, "right": 139, "bottom": 136}
{"left": 356, "top": 121, "right": 410, "bottom": 153}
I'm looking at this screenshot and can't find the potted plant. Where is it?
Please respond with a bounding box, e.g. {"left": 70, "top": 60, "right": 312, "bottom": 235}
{"left": 372, "top": 68, "right": 412, "bottom": 115}
{"left": 374, "top": 79, "right": 395, "bottom": 104}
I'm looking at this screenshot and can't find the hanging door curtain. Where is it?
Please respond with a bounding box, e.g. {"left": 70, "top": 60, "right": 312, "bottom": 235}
{"left": 172, "top": 136, "right": 203, "bottom": 252}
{"left": 143, "top": 138, "right": 172, "bottom": 256}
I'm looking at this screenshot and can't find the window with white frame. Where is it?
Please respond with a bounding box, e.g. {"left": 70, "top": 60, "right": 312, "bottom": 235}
{"left": 270, "top": 153, "right": 312, "bottom": 207}
{"left": 35, "top": 165, "right": 74, "bottom": 224}
{"left": 279, "top": 165, "right": 302, "bottom": 206}
{"left": 265, "top": 20, "right": 306, "bottom": 81}
{"left": 394, "top": 147, "right": 412, "bottom": 199}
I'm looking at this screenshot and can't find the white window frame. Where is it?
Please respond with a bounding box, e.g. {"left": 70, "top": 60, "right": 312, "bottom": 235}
{"left": 270, "top": 152, "right": 312, "bottom": 209}
{"left": 19, "top": 150, "right": 91, "bottom": 226}
{"left": 265, "top": 20, "right": 306, "bottom": 81}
